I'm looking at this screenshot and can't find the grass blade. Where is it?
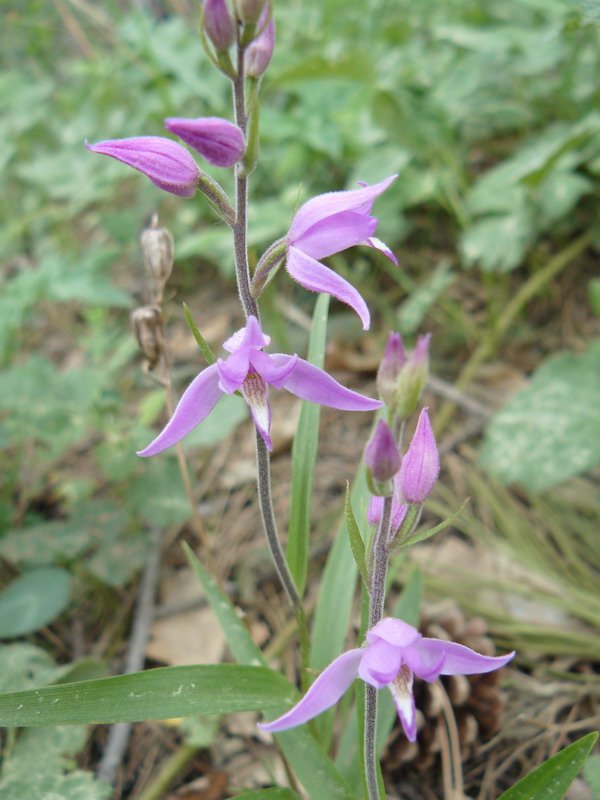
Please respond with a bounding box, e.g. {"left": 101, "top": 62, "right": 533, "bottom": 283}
{"left": 287, "top": 293, "right": 330, "bottom": 595}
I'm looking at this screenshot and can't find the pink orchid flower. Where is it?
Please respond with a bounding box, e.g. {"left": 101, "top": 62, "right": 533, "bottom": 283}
{"left": 286, "top": 176, "right": 398, "bottom": 330}
{"left": 258, "top": 617, "right": 514, "bottom": 742}
{"left": 138, "top": 316, "right": 382, "bottom": 455}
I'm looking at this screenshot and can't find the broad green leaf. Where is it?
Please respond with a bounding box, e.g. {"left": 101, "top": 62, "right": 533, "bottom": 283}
{"left": 479, "top": 344, "right": 600, "bottom": 491}
{"left": 460, "top": 211, "right": 534, "bottom": 272}
{"left": 183, "top": 545, "right": 354, "bottom": 800}
{"left": 287, "top": 293, "right": 330, "bottom": 595}
{"left": 0, "top": 567, "right": 71, "bottom": 638}
{"left": 0, "top": 665, "right": 295, "bottom": 726}
{"left": 0, "top": 644, "right": 58, "bottom": 693}
{"left": 583, "top": 753, "right": 600, "bottom": 797}
{"left": 345, "top": 483, "right": 368, "bottom": 589}
{"left": 497, "top": 732, "right": 598, "bottom": 800}
{"left": 0, "top": 725, "right": 111, "bottom": 800}
{"left": 128, "top": 458, "right": 192, "bottom": 528}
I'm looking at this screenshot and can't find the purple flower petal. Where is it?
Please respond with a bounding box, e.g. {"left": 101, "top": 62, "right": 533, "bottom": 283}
{"left": 217, "top": 350, "right": 250, "bottom": 393}
{"left": 165, "top": 117, "right": 245, "bottom": 167}
{"left": 258, "top": 649, "right": 364, "bottom": 733}
{"left": 387, "top": 666, "right": 417, "bottom": 743}
{"left": 246, "top": 17, "right": 275, "bottom": 78}
{"left": 137, "top": 364, "right": 222, "bottom": 456}
{"left": 366, "top": 617, "right": 421, "bottom": 648}
{"left": 250, "top": 351, "right": 298, "bottom": 388}
{"left": 85, "top": 136, "right": 200, "bottom": 197}
{"left": 358, "top": 638, "right": 403, "bottom": 688}
{"left": 223, "top": 316, "right": 270, "bottom": 353}
{"left": 289, "top": 175, "right": 397, "bottom": 243}
{"left": 413, "top": 639, "right": 515, "bottom": 681}
{"left": 240, "top": 371, "right": 272, "bottom": 450}
{"left": 286, "top": 246, "right": 371, "bottom": 330}
{"left": 292, "top": 211, "right": 378, "bottom": 260}
{"left": 365, "top": 236, "right": 398, "bottom": 266}
{"left": 271, "top": 354, "right": 383, "bottom": 411}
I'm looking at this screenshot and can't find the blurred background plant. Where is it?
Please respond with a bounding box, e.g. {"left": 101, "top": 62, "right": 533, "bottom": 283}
{"left": 1, "top": 0, "right": 599, "bottom": 796}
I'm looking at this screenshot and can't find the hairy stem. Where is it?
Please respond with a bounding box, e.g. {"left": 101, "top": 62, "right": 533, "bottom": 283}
{"left": 230, "top": 40, "right": 305, "bottom": 633}
{"left": 364, "top": 494, "right": 393, "bottom": 800}
{"left": 255, "top": 431, "right": 301, "bottom": 608}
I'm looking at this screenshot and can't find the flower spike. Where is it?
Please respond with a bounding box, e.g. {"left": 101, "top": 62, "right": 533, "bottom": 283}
{"left": 138, "top": 316, "right": 382, "bottom": 455}
{"left": 258, "top": 617, "right": 514, "bottom": 742}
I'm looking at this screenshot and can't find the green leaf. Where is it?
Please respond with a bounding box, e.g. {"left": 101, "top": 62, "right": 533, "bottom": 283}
{"left": 479, "top": 344, "right": 600, "bottom": 491}
{"left": 287, "top": 293, "right": 330, "bottom": 595}
{"left": 0, "top": 644, "right": 58, "bottom": 693}
{"left": 128, "top": 458, "right": 191, "bottom": 528}
{"left": 583, "top": 753, "right": 600, "bottom": 798}
{"left": 0, "top": 568, "right": 71, "bottom": 638}
{"left": 497, "top": 732, "right": 598, "bottom": 800}
{"left": 345, "top": 482, "right": 368, "bottom": 589}
{"left": 0, "top": 725, "right": 111, "bottom": 800}
{"left": 589, "top": 277, "right": 600, "bottom": 318}
{"left": 310, "top": 464, "right": 368, "bottom": 673}
{"left": 399, "top": 499, "right": 470, "bottom": 548}
{"left": 460, "top": 211, "right": 534, "bottom": 272}
{"left": 396, "top": 259, "right": 456, "bottom": 336}
{"left": 182, "top": 303, "right": 217, "bottom": 365}
{"left": 0, "top": 664, "right": 295, "bottom": 726}
{"left": 182, "top": 542, "right": 265, "bottom": 666}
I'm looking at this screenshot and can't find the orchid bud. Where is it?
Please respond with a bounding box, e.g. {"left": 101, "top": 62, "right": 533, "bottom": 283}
{"left": 365, "top": 420, "right": 401, "bottom": 494}
{"left": 203, "top": 0, "right": 235, "bottom": 51}
{"left": 236, "top": 0, "right": 267, "bottom": 24}
{"left": 398, "top": 407, "right": 439, "bottom": 504}
{"left": 85, "top": 136, "right": 200, "bottom": 198}
{"left": 377, "top": 332, "right": 407, "bottom": 407}
{"left": 165, "top": 117, "right": 245, "bottom": 167}
{"left": 245, "top": 14, "right": 275, "bottom": 78}
{"left": 140, "top": 215, "right": 174, "bottom": 302}
{"left": 394, "top": 333, "right": 431, "bottom": 419}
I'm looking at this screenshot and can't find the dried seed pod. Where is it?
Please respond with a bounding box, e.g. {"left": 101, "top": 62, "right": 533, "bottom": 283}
{"left": 140, "top": 215, "right": 174, "bottom": 302}
{"left": 132, "top": 305, "right": 164, "bottom": 370}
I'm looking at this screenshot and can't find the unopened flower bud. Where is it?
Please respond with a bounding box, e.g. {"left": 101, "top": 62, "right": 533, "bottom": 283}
{"left": 377, "top": 332, "right": 407, "bottom": 407}
{"left": 245, "top": 13, "right": 275, "bottom": 78}
{"left": 398, "top": 407, "right": 439, "bottom": 504}
{"left": 141, "top": 216, "right": 174, "bottom": 302}
{"left": 203, "top": 0, "right": 235, "bottom": 51}
{"left": 365, "top": 420, "right": 401, "bottom": 485}
{"left": 236, "top": 0, "right": 267, "bottom": 24}
{"left": 85, "top": 136, "right": 200, "bottom": 198}
{"left": 395, "top": 334, "right": 430, "bottom": 419}
{"left": 132, "top": 305, "right": 164, "bottom": 369}
{"left": 165, "top": 117, "right": 245, "bottom": 168}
